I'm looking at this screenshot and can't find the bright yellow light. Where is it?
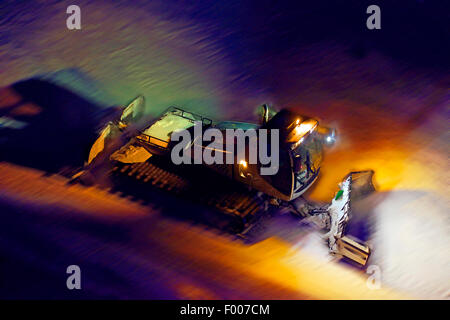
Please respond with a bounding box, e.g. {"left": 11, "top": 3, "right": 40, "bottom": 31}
{"left": 294, "top": 122, "right": 313, "bottom": 136}
{"left": 295, "top": 119, "right": 300, "bottom": 125}
{"left": 239, "top": 160, "right": 247, "bottom": 168}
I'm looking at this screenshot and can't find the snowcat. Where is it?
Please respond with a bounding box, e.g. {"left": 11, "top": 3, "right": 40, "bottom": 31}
{"left": 72, "top": 96, "right": 374, "bottom": 266}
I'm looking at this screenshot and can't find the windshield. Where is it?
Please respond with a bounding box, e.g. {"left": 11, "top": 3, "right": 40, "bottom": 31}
{"left": 142, "top": 107, "right": 212, "bottom": 142}
{"left": 291, "top": 132, "right": 323, "bottom": 192}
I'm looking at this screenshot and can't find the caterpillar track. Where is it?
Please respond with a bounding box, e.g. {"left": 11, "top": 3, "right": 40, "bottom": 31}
{"left": 110, "top": 160, "right": 268, "bottom": 233}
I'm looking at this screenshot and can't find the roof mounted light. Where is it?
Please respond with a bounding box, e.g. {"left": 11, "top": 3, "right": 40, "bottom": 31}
{"left": 287, "top": 118, "right": 318, "bottom": 144}
{"left": 294, "top": 121, "right": 315, "bottom": 136}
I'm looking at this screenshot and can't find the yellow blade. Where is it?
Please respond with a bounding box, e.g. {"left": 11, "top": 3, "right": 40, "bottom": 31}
{"left": 87, "top": 123, "right": 116, "bottom": 164}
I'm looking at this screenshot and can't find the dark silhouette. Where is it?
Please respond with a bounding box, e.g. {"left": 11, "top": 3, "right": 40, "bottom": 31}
{"left": 0, "top": 77, "right": 120, "bottom": 173}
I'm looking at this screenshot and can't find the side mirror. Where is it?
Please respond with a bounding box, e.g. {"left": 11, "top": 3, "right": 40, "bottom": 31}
{"left": 261, "top": 104, "right": 269, "bottom": 125}
{"left": 258, "top": 104, "right": 277, "bottom": 125}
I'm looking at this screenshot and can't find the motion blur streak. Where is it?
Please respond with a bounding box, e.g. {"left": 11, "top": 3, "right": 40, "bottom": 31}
{"left": 0, "top": 163, "right": 147, "bottom": 220}
{"left": 0, "top": 163, "right": 403, "bottom": 299}
{"left": 0, "top": 1, "right": 448, "bottom": 299}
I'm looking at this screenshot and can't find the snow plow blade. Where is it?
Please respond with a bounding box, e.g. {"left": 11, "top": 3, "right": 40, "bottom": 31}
{"left": 349, "top": 170, "right": 375, "bottom": 200}
{"left": 325, "top": 170, "right": 375, "bottom": 266}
